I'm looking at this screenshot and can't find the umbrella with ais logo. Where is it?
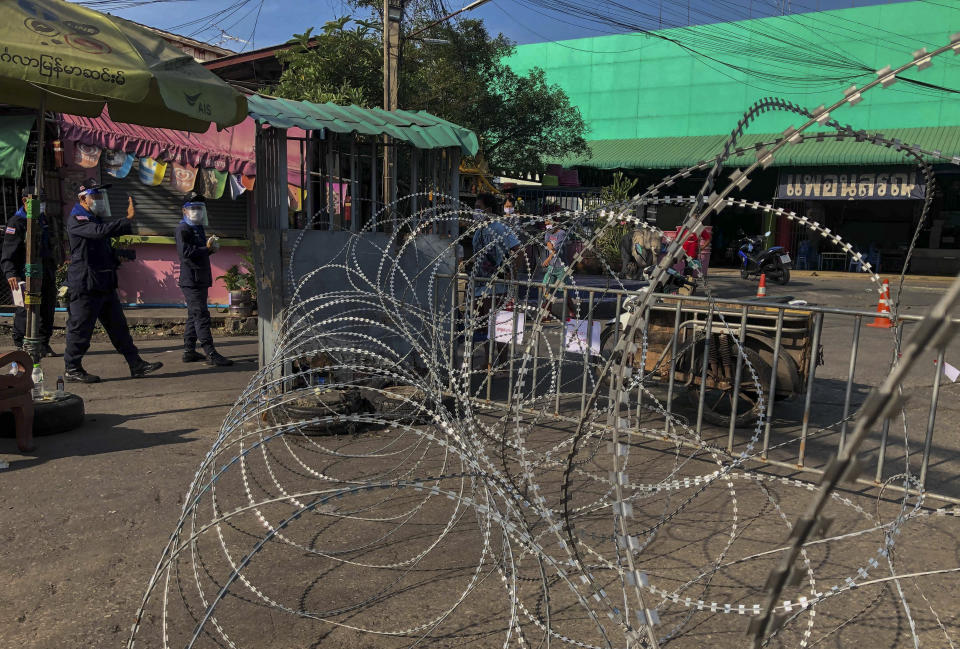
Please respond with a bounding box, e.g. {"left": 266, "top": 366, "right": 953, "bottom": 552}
{"left": 0, "top": 0, "right": 247, "bottom": 130}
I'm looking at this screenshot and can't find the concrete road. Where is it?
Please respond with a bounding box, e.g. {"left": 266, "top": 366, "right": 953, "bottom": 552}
{"left": 703, "top": 267, "right": 958, "bottom": 314}
{"left": 1, "top": 269, "right": 958, "bottom": 649}
{"left": 0, "top": 336, "right": 258, "bottom": 649}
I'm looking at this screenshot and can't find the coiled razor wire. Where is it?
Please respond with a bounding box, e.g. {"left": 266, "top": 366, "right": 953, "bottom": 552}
{"left": 129, "top": 39, "right": 960, "bottom": 649}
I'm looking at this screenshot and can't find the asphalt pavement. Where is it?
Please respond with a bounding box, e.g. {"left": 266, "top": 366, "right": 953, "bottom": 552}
{"left": 0, "top": 271, "right": 958, "bottom": 648}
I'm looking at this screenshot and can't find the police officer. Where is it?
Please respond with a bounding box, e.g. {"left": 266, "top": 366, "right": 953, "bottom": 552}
{"left": 63, "top": 184, "right": 162, "bottom": 383}
{"left": 176, "top": 194, "right": 232, "bottom": 366}
{"left": 2, "top": 186, "right": 57, "bottom": 356}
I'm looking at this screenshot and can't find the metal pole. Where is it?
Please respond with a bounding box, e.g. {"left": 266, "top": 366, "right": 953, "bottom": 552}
{"left": 727, "top": 305, "right": 749, "bottom": 453}
{"left": 797, "top": 312, "right": 824, "bottom": 468}
{"left": 24, "top": 101, "right": 46, "bottom": 362}
{"left": 761, "top": 309, "right": 786, "bottom": 460}
{"left": 695, "top": 308, "right": 714, "bottom": 434}
{"left": 664, "top": 301, "right": 682, "bottom": 438}
{"left": 839, "top": 315, "right": 863, "bottom": 452}
{"left": 919, "top": 348, "right": 945, "bottom": 488}
{"left": 556, "top": 286, "right": 567, "bottom": 415}
{"left": 508, "top": 298, "right": 520, "bottom": 408}
{"left": 874, "top": 321, "right": 903, "bottom": 483}
{"left": 580, "top": 291, "right": 594, "bottom": 419}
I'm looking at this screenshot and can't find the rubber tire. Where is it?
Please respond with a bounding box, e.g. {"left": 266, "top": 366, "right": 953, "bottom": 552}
{"left": 269, "top": 389, "right": 364, "bottom": 435}
{"left": 365, "top": 385, "right": 453, "bottom": 424}
{"left": 776, "top": 265, "right": 791, "bottom": 285}
{"left": 684, "top": 344, "right": 771, "bottom": 428}
{"left": 0, "top": 393, "right": 85, "bottom": 437}
{"left": 740, "top": 268, "right": 750, "bottom": 280}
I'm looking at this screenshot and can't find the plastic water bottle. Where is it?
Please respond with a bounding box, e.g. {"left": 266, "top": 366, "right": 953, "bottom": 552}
{"left": 7, "top": 362, "right": 17, "bottom": 376}
{"left": 56, "top": 375, "right": 65, "bottom": 399}
{"left": 31, "top": 363, "right": 45, "bottom": 399}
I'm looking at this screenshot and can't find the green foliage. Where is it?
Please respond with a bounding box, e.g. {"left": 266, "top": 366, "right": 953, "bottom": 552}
{"left": 271, "top": 19, "right": 382, "bottom": 107}
{"left": 217, "top": 265, "right": 244, "bottom": 291}
{"left": 596, "top": 172, "right": 640, "bottom": 268}
{"left": 270, "top": 14, "right": 589, "bottom": 172}
{"left": 600, "top": 171, "right": 639, "bottom": 203}
{"left": 239, "top": 250, "right": 258, "bottom": 299}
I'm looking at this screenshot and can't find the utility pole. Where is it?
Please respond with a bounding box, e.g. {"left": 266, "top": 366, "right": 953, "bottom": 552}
{"left": 382, "top": 0, "right": 402, "bottom": 217}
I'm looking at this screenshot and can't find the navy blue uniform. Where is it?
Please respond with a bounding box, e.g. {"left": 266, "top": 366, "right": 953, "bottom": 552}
{"left": 175, "top": 220, "right": 214, "bottom": 354}
{"left": 63, "top": 203, "right": 140, "bottom": 370}
{"left": 1, "top": 206, "right": 56, "bottom": 347}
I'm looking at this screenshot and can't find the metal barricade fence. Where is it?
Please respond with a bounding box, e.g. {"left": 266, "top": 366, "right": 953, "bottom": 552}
{"left": 435, "top": 273, "right": 960, "bottom": 504}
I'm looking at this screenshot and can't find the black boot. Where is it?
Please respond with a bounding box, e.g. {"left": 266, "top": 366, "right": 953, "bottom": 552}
{"left": 130, "top": 359, "right": 163, "bottom": 378}
{"left": 64, "top": 367, "right": 100, "bottom": 384}
{"left": 207, "top": 351, "right": 234, "bottom": 367}
{"left": 182, "top": 350, "right": 206, "bottom": 363}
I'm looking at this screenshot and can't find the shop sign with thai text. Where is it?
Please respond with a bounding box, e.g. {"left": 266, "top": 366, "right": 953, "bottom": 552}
{"left": 776, "top": 168, "right": 925, "bottom": 200}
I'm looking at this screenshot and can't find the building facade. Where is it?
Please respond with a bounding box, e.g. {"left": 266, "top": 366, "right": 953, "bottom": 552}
{"left": 506, "top": 1, "right": 960, "bottom": 274}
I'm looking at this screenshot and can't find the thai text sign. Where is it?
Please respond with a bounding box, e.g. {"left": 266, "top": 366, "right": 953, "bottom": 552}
{"left": 776, "top": 168, "right": 924, "bottom": 200}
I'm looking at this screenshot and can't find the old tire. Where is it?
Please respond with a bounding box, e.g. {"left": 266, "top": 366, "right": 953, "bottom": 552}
{"left": 365, "top": 385, "right": 452, "bottom": 424}
{"left": 0, "top": 393, "right": 85, "bottom": 437}
{"left": 269, "top": 388, "right": 366, "bottom": 435}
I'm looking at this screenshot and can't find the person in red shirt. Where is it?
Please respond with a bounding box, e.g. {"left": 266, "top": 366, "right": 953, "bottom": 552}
{"left": 679, "top": 228, "right": 709, "bottom": 278}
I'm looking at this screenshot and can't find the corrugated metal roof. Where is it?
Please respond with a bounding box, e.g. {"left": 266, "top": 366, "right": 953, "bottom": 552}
{"left": 246, "top": 95, "right": 479, "bottom": 156}
{"left": 557, "top": 127, "right": 960, "bottom": 170}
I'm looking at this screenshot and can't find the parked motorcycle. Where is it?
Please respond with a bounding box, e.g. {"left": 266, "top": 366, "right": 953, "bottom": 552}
{"left": 737, "top": 231, "right": 791, "bottom": 285}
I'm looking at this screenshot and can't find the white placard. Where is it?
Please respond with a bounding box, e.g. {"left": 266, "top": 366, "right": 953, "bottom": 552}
{"left": 565, "top": 319, "right": 602, "bottom": 355}
{"left": 491, "top": 310, "right": 524, "bottom": 344}
{"left": 11, "top": 281, "right": 24, "bottom": 307}
{"left": 943, "top": 360, "right": 960, "bottom": 383}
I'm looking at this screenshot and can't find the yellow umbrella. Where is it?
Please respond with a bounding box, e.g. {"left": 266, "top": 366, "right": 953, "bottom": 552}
{"left": 0, "top": 0, "right": 247, "bottom": 130}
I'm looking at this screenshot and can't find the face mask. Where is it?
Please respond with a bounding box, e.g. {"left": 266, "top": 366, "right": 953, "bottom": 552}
{"left": 183, "top": 203, "right": 208, "bottom": 226}
{"left": 545, "top": 223, "right": 554, "bottom": 230}
{"left": 88, "top": 193, "right": 111, "bottom": 217}
{"left": 504, "top": 207, "right": 514, "bottom": 214}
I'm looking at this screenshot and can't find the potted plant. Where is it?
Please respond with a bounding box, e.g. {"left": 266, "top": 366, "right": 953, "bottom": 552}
{"left": 55, "top": 261, "right": 70, "bottom": 308}
{"left": 240, "top": 250, "right": 257, "bottom": 303}
{"left": 217, "top": 265, "right": 248, "bottom": 306}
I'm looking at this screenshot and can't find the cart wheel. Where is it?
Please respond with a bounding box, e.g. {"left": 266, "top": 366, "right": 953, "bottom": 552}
{"left": 684, "top": 344, "right": 770, "bottom": 428}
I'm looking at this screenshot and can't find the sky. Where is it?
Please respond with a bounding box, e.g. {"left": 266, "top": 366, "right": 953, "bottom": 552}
{"left": 82, "top": 0, "right": 914, "bottom": 53}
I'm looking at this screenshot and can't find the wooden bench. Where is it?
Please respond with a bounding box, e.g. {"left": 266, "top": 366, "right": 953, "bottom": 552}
{"left": 0, "top": 350, "right": 35, "bottom": 452}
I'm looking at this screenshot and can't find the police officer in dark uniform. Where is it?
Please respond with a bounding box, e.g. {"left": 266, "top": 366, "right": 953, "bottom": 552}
{"left": 176, "top": 194, "right": 232, "bottom": 366}
{"left": 63, "top": 184, "right": 162, "bottom": 383}
{"left": 2, "top": 186, "right": 57, "bottom": 356}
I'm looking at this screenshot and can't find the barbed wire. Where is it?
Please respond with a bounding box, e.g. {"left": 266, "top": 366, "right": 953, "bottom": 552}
{"left": 128, "top": 38, "right": 960, "bottom": 649}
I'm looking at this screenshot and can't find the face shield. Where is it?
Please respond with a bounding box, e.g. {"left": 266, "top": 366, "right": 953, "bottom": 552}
{"left": 83, "top": 190, "right": 111, "bottom": 217}
{"left": 183, "top": 202, "right": 209, "bottom": 226}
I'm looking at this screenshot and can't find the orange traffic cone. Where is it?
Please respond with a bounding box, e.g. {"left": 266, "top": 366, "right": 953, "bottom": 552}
{"left": 755, "top": 273, "right": 767, "bottom": 298}
{"left": 867, "top": 279, "right": 894, "bottom": 328}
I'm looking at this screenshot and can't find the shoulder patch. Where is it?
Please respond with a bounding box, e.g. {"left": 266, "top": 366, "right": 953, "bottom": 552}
{"left": 74, "top": 214, "right": 89, "bottom": 221}
{"left": 5, "top": 226, "right": 16, "bottom": 234}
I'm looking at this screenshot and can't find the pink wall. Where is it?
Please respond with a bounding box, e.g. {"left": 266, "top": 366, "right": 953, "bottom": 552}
{"left": 116, "top": 244, "right": 247, "bottom": 305}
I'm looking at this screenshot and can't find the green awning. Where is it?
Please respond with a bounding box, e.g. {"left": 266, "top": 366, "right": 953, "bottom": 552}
{"left": 0, "top": 115, "right": 34, "bottom": 179}
{"left": 247, "top": 95, "right": 479, "bottom": 156}
{"left": 556, "top": 126, "right": 960, "bottom": 171}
